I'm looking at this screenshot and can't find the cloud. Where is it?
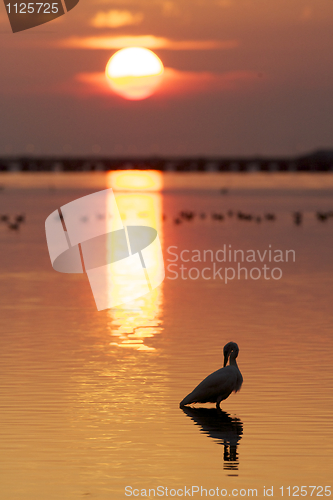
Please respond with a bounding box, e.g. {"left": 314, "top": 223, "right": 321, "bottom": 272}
{"left": 60, "top": 35, "right": 239, "bottom": 51}
{"left": 159, "top": 68, "right": 260, "bottom": 97}
{"left": 161, "top": 1, "right": 180, "bottom": 17}
{"left": 75, "top": 72, "right": 110, "bottom": 95}
{"left": 217, "top": 0, "right": 233, "bottom": 7}
{"left": 300, "top": 6, "right": 313, "bottom": 21}
{"left": 91, "top": 10, "right": 144, "bottom": 28}
{"left": 71, "top": 67, "right": 260, "bottom": 99}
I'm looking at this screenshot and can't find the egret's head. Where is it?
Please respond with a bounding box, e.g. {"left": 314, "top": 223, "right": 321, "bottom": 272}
{"left": 223, "top": 342, "right": 239, "bottom": 367}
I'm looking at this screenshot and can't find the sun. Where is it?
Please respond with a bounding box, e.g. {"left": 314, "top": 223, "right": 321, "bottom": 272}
{"left": 105, "top": 47, "right": 164, "bottom": 100}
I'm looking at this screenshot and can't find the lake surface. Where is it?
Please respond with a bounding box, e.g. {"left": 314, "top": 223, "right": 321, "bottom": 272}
{"left": 0, "top": 172, "right": 332, "bottom": 499}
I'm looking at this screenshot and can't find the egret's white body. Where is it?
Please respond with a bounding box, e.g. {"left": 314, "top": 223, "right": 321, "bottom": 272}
{"left": 180, "top": 342, "right": 243, "bottom": 409}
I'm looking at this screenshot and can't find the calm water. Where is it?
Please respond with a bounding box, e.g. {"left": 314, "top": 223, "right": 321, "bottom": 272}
{"left": 0, "top": 173, "right": 332, "bottom": 500}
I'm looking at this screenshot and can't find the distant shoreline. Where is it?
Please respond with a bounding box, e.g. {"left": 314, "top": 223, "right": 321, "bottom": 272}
{"left": 1, "top": 150, "right": 333, "bottom": 173}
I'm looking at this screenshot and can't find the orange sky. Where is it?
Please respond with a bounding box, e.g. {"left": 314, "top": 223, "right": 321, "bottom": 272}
{"left": 0, "top": 0, "right": 333, "bottom": 156}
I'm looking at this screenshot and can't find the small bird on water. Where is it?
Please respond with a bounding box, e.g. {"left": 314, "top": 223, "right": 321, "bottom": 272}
{"left": 180, "top": 342, "right": 243, "bottom": 409}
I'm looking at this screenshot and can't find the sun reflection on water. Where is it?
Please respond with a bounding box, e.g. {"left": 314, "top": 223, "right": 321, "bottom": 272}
{"left": 106, "top": 171, "right": 164, "bottom": 352}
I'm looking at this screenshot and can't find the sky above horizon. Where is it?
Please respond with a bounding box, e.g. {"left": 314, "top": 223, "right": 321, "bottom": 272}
{"left": 1, "top": 0, "right": 333, "bottom": 157}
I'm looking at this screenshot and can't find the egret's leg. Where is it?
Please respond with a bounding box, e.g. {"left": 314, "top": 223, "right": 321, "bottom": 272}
{"left": 216, "top": 397, "right": 223, "bottom": 409}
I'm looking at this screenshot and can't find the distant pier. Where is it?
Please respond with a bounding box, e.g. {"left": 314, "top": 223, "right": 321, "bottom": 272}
{"left": 0, "top": 150, "right": 332, "bottom": 172}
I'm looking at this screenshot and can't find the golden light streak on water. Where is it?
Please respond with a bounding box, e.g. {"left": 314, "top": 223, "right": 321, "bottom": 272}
{"left": 105, "top": 172, "right": 164, "bottom": 351}
{"left": 108, "top": 170, "right": 163, "bottom": 191}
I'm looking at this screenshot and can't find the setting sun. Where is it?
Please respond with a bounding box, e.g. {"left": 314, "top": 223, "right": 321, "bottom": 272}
{"left": 105, "top": 47, "right": 164, "bottom": 100}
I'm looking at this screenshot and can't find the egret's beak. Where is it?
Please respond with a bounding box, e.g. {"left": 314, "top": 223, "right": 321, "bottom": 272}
{"left": 223, "top": 352, "right": 229, "bottom": 367}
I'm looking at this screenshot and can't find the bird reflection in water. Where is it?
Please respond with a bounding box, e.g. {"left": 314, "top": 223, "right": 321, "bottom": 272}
{"left": 181, "top": 406, "right": 243, "bottom": 474}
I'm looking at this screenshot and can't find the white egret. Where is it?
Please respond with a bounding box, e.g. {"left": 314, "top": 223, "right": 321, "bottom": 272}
{"left": 180, "top": 342, "right": 243, "bottom": 409}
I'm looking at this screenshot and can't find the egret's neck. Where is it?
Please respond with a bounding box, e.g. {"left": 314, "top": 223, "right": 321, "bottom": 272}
{"left": 229, "top": 354, "right": 238, "bottom": 367}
